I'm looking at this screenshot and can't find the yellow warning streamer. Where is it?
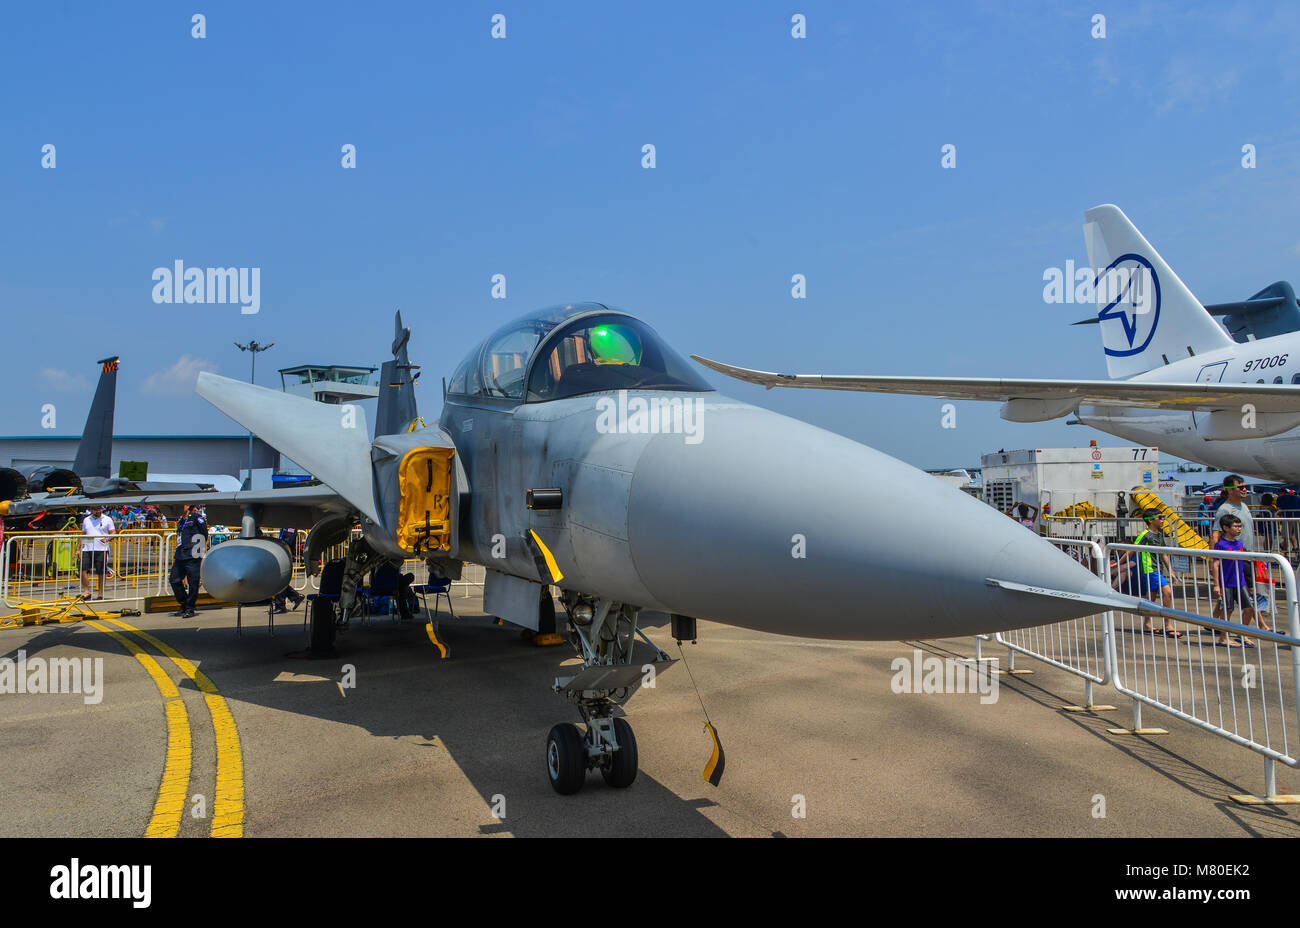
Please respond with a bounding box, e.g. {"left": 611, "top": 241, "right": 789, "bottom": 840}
{"left": 703, "top": 721, "right": 725, "bottom": 787}
{"left": 425, "top": 622, "right": 449, "bottom": 659}
{"left": 678, "top": 643, "right": 724, "bottom": 787}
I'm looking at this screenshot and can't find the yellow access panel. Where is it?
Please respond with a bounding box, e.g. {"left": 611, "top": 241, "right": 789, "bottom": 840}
{"left": 397, "top": 447, "right": 455, "bottom": 553}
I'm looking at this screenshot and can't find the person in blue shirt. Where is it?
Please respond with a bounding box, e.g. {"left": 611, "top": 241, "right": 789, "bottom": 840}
{"left": 1196, "top": 496, "right": 1213, "bottom": 540}
{"left": 169, "top": 504, "right": 207, "bottom": 617}
{"left": 1211, "top": 513, "right": 1270, "bottom": 647}
{"left": 271, "top": 528, "right": 305, "bottom": 613}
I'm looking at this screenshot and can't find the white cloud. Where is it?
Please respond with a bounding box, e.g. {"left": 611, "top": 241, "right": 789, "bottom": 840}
{"left": 1157, "top": 59, "right": 1238, "bottom": 114}
{"left": 109, "top": 209, "right": 166, "bottom": 232}
{"left": 38, "top": 369, "right": 91, "bottom": 393}
{"left": 142, "top": 355, "right": 219, "bottom": 395}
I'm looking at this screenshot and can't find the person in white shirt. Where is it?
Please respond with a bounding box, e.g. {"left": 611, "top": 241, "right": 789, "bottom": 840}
{"left": 79, "top": 505, "right": 116, "bottom": 600}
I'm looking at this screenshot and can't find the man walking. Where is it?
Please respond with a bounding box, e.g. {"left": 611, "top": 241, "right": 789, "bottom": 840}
{"left": 1211, "top": 476, "right": 1254, "bottom": 550}
{"left": 169, "top": 504, "right": 207, "bottom": 617}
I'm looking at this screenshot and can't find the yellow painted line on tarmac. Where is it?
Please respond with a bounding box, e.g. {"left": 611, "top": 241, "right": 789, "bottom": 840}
{"left": 105, "top": 617, "right": 245, "bottom": 838}
{"left": 84, "top": 619, "right": 192, "bottom": 839}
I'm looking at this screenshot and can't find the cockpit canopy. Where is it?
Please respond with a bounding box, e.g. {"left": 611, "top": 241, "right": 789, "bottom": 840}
{"left": 446, "top": 303, "right": 714, "bottom": 403}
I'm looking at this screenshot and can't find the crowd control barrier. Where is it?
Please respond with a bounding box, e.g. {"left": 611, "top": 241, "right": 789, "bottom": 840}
{"left": 971, "top": 532, "right": 1300, "bottom": 799}
{"left": 1104, "top": 543, "right": 1300, "bottom": 799}
{"left": 992, "top": 538, "right": 1114, "bottom": 710}
{"left": 2, "top": 532, "right": 166, "bottom": 606}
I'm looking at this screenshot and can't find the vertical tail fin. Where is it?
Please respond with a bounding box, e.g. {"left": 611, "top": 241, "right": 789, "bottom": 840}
{"left": 375, "top": 311, "right": 421, "bottom": 437}
{"left": 72, "top": 356, "right": 118, "bottom": 478}
{"left": 1083, "top": 204, "right": 1233, "bottom": 379}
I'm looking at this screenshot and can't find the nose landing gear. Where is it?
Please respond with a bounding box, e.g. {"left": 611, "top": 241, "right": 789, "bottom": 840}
{"left": 544, "top": 714, "right": 640, "bottom": 795}
{"left": 545, "top": 723, "right": 587, "bottom": 795}
{"left": 544, "top": 596, "right": 670, "bottom": 795}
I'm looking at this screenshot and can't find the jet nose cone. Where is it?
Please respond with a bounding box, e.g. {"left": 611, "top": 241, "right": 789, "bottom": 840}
{"left": 984, "top": 532, "right": 1117, "bottom": 631}
{"left": 627, "top": 404, "right": 1110, "bottom": 639}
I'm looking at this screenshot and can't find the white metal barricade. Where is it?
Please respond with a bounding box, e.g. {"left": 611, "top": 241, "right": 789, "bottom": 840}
{"left": 1105, "top": 542, "right": 1300, "bottom": 798}
{"left": 1042, "top": 516, "right": 1086, "bottom": 540}
{"left": 453, "top": 562, "right": 486, "bottom": 598}
{"left": 993, "top": 538, "right": 1114, "bottom": 708}
{"left": 1, "top": 532, "right": 165, "bottom": 606}
{"left": 1248, "top": 516, "right": 1300, "bottom": 565}
{"left": 1083, "top": 516, "right": 1149, "bottom": 545}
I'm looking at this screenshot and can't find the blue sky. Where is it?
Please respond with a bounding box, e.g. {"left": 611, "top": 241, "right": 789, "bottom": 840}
{"left": 3, "top": 1, "right": 1298, "bottom": 469}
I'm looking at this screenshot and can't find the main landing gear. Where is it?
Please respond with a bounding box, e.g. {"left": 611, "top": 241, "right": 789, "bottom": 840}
{"left": 544, "top": 595, "right": 672, "bottom": 795}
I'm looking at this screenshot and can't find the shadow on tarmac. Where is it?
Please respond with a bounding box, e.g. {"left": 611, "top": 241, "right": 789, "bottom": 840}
{"left": 21, "top": 604, "right": 733, "bottom": 837}
{"left": 906, "top": 639, "right": 1300, "bottom": 838}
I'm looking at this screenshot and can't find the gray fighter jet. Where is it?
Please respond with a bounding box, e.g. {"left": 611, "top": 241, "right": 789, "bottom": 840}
{"left": 3, "top": 303, "right": 1188, "bottom": 794}
{"left": 1, "top": 356, "right": 218, "bottom": 504}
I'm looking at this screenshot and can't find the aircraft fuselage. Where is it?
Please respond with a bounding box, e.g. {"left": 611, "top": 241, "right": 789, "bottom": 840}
{"left": 439, "top": 389, "right": 1116, "bottom": 640}
{"left": 1078, "top": 328, "right": 1300, "bottom": 481}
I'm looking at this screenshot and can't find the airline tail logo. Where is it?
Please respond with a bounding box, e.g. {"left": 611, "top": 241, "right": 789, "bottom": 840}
{"left": 1095, "top": 254, "right": 1161, "bottom": 356}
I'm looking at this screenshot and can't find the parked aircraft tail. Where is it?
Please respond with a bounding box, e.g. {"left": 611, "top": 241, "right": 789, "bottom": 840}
{"left": 1083, "top": 204, "right": 1233, "bottom": 379}
{"left": 375, "top": 310, "right": 420, "bottom": 438}
{"left": 72, "top": 356, "right": 119, "bottom": 478}
{"left": 1210, "top": 280, "right": 1300, "bottom": 343}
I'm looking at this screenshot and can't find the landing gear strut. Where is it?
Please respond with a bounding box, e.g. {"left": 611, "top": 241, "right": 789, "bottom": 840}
{"left": 544, "top": 595, "right": 671, "bottom": 795}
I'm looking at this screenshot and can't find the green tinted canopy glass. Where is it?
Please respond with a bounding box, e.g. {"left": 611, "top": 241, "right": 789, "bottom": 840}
{"left": 589, "top": 324, "right": 642, "bottom": 365}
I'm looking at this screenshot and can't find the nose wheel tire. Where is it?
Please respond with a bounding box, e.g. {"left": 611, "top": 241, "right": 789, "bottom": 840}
{"left": 546, "top": 723, "right": 587, "bottom": 795}
{"left": 600, "top": 717, "right": 638, "bottom": 788}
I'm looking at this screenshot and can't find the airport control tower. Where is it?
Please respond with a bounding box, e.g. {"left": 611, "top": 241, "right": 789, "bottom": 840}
{"left": 278, "top": 364, "right": 379, "bottom": 405}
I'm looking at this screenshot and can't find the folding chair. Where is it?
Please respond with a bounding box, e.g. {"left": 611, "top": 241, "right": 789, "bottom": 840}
{"left": 411, "top": 576, "right": 454, "bottom": 623}
{"left": 365, "top": 562, "right": 401, "bottom": 625}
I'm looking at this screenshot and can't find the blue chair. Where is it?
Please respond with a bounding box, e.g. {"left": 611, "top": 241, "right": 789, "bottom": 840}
{"left": 411, "top": 576, "right": 454, "bottom": 623}
{"left": 364, "top": 562, "right": 402, "bottom": 624}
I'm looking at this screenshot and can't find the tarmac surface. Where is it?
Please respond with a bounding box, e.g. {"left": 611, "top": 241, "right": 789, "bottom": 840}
{"left": 2, "top": 590, "right": 1300, "bottom": 838}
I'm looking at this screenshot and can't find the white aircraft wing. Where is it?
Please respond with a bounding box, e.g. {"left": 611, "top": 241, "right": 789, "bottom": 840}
{"left": 691, "top": 356, "right": 1300, "bottom": 414}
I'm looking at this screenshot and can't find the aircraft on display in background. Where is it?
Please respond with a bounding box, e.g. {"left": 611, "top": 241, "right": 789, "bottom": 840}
{"left": 4, "top": 304, "right": 1200, "bottom": 794}
{"left": 0, "top": 357, "right": 238, "bottom": 508}
{"left": 694, "top": 205, "right": 1300, "bottom": 484}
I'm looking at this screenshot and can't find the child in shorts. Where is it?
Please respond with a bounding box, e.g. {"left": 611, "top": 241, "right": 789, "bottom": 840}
{"left": 1212, "top": 513, "right": 1270, "bottom": 646}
